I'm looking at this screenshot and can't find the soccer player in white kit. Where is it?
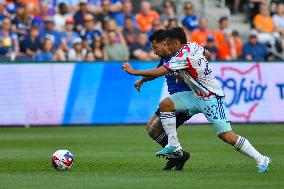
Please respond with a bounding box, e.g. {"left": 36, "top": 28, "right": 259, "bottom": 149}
{"left": 122, "top": 27, "right": 271, "bottom": 173}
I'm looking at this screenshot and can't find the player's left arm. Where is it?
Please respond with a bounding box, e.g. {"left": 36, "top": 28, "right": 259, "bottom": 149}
{"left": 122, "top": 63, "right": 169, "bottom": 77}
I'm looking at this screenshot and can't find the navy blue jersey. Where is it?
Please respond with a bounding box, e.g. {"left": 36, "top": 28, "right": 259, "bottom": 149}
{"left": 157, "top": 56, "right": 191, "bottom": 95}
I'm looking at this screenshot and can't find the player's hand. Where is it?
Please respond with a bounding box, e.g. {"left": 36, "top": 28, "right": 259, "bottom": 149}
{"left": 134, "top": 79, "right": 143, "bottom": 92}
{"left": 122, "top": 63, "right": 135, "bottom": 75}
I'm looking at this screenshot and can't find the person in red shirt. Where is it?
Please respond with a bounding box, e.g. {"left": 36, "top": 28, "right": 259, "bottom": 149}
{"left": 135, "top": 1, "right": 160, "bottom": 32}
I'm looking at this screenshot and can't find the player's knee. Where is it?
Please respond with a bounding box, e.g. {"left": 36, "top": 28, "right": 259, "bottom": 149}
{"left": 218, "top": 131, "right": 237, "bottom": 145}
{"left": 146, "top": 119, "right": 161, "bottom": 139}
{"left": 147, "top": 125, "right": 159, "bottom": 139}
{"left": 159, "top": 98, "right": 175, "bottom": 112}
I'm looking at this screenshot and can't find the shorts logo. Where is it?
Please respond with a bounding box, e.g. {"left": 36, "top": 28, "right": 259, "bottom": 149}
{"left": 217, "top": 64, "right": 267, "bottom": 121}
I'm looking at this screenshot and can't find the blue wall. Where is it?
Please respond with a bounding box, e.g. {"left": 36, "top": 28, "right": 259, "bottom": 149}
{"left": 63, "top": 62, "right": 165, "bottom": 124}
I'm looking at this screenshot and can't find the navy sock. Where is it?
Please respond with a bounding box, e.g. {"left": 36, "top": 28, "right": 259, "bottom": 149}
{"left": 155, "top": 132, "right": 168, "bottom": 148}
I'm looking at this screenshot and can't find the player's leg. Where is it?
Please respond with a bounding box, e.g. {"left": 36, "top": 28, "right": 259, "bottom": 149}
{"left": 156, "top": 91, "right": 197, "bottom": 157}
{"left": 147, "top": 108, "right": 191, "bottom": 147}
{"left": 147, "top": 109, "right": 191, "bottom": 170}
{"left": 218, "top": 130, "right": 271, "bottom": 173}
{"left": 200, "top": 96, "right": 271, "bottom": 172}
{"left": 146, "top": 111, "right": 167, "bottom": 148}
{"left": 155, "top": 97, "right": 181, "bottom": 156}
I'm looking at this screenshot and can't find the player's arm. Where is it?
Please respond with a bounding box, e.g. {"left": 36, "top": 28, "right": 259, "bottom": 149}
{"left": 134, "top": 77, "right": 157, "bottom": 92}
{"left": 122, "top": 63, "right": 169, "bottom": 77}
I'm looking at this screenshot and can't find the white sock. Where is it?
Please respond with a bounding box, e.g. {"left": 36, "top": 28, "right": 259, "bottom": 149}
{"left": 234, "top": 136, "right": 263, "bottom": 163}
{"left": 160, "top": 112, "right": 179, "bottom": 146}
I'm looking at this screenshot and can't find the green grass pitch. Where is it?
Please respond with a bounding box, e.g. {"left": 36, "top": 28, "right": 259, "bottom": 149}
{"left": 0, "top": 124, "right": 283, "bottom": 189}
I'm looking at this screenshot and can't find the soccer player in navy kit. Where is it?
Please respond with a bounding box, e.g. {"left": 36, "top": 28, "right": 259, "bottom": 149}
{"left": 134, "top": 29, "right": 192, "bottom": 170}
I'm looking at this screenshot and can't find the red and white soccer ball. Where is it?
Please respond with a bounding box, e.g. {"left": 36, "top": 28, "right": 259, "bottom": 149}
{"left": 51, "top": 150, "right": 74, "bottom": 171}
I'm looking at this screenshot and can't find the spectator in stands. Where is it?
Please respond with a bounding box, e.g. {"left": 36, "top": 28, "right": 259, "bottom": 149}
{"left": 82, "top": 14, "right": 103, "bottom": 46}
{"left": 103, "top": 30, "right": 129, "bottom": 61}
{"left": 56, "top": 0, "right": 79, "bottom": 12}
{"left": 0, "top": 17, "right": 19, "bottom": 60}
{"left": 82, "top": 36, "right": 91, "bottom": 51}
{"left": 88, "top": 0, "right": 103, "bottom": 14}
{"left": 115, "top": 0, "right": 137, "bottom": 28}
{"left": 167, "top": 18, "right": 179, "bottom": 29}
{"left": 217, "top": 28, "right": 237, "bottom": 60}
{"left": 68, "top": 37, "right": 87, "bottom": 61}
{"left": 54, "top": 3, "right": 71, "bottom": 32}
{"left": 181, "top": 1, "right": 198, "bottom": 33}
{"left": 22, "top": 25, "right": 41, "bottom": 58}
{"left": 34, "top": 36, "right": 54, "bottom": 61}
{"left": 92, "top": 36, "right": 107, "bottom": 60}
{"left": 191, "top": 17, "right": 213, "bottom": 46}
{"left": 20, "top": 0, "right": 40, "bottom": 17}
{"left": 232, "top": 30, "right": 243, "bottom": 59}
{"left": 123, "top": 16, "right": 139, "bottom": 46}
{"left": 31, "top": 2, "right": 53, "bottom": 31}
{"left": 104, "top": 19, "right": 127, "bottom": 47}
{"left": 11, "top": 3, "right": 31, "bottom": 43}
{"left": 253, "top": 3, "right": 280, "bottom": 51}
{"left": 130, "top": 32, "right": 157, "bottom": 61}
{"left": 242, "top": 31, "right": 269, "bottom": 61}
{"left": 146, "top": 19, "right": 164, "bottom": 40}
{"left": 273, "top": 3, "right": 284, "bottom": 52}
{"left": 135, "top": 0, "right": 160, "bottom": 32}
{"left": 214, "top": 16, "right": 229, "bottom": 47}
{"left": 0, "top": 2, "right": 12, "bottom": 23}
{"left": 86, "top": 50, "right": 96, "bottom": 61}
{"left": 147, "top": 19, "right": 165, "bottom": 37}
{"left": 5, "top": 0, "right": 17, "bottom": 14}
{"left": 73, "top": 0, "right": 92, "bottom": 33}
{"left": 40, "top": 16, "right": 63, "bottom": 48}
{"left": 42, "top": 0, "right": 56, "bottom": 15}
{"left": 245, "top": 0, "right": 268, "bottom": 26}
{"left": 62, "top": 18, "right": 80, "bottom": 49}
{"left": 160, "top": 0, "right": 176, "bottom": 26}
{"left": 273, "top": 3, "right": 284, "bottom": 33}
{"left": 101, "top": 0, "right": 124, "bottom": 27}
{"left": 54, "top": 46, "right": 68, "bottom": 61}
{"left": 104, "top": 18, "right": 127, "bottom": 46}
{"left": 204, "top": 35, "right": 218, "bottom": 61}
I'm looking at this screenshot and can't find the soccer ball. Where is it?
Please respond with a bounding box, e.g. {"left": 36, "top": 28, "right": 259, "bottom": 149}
{"left": 51, "top": 150, "right": 74, "bottom": 171}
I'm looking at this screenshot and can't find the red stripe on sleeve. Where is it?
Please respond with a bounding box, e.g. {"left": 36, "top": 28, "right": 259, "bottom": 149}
{"left": 186, "top": 57, "right": 198, "bottom": 79}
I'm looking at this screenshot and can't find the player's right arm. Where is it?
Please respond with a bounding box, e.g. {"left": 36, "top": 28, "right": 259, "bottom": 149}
{"left": 122, "top": 63, "right": 169, "bottom": 77}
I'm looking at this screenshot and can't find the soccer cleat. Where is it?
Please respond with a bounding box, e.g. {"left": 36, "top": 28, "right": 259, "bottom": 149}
{"left": 175, "top": 151, "right": 190, "bottom": 171}
{"left": 163, "top": 151, "right": 190, "bottom": 171}
{"left": 155, "top": 145, "right": 182, "bottom": 157}
{"left": 257, "top": 156, "right": 271, "bottom": 173}
{"left": 163, "top": 157, "right": 177, "bottom": 170}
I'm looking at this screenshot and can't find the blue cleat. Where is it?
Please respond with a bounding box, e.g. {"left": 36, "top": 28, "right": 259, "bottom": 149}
{"left": 257, "top": 156, "right": 271, "bottom": 173}
{"left": 155, "top": 145, "right": 182, "bottom": 157}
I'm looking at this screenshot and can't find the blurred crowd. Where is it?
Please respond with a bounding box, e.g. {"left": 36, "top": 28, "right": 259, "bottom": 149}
{"left": 0, "top": 0, "right": 283, "bottom": 62}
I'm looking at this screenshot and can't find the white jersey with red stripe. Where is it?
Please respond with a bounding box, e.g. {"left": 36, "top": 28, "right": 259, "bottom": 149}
{"left": 164, "top": 42, "right": 224, "bottom": 98}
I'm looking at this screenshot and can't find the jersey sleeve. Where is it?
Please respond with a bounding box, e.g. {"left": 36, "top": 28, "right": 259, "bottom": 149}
{"left": 163, "top": 43, "right": 206, "bottom": 71}
{"left": 163, "top": 48, "right": 190, "bottom": 70}
{"left": 191, "top": 42, "right": 205, "bottom": 55}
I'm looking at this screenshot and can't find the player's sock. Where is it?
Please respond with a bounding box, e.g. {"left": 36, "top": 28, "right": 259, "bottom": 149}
{"left": 155, "top": 132, "right": 168, "bottom": 148}
{"left": 234, "top": 136, "right": 264, "bottom": 163}
{"left": 159, "top": 112, "right": 180, "bottom": 146}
